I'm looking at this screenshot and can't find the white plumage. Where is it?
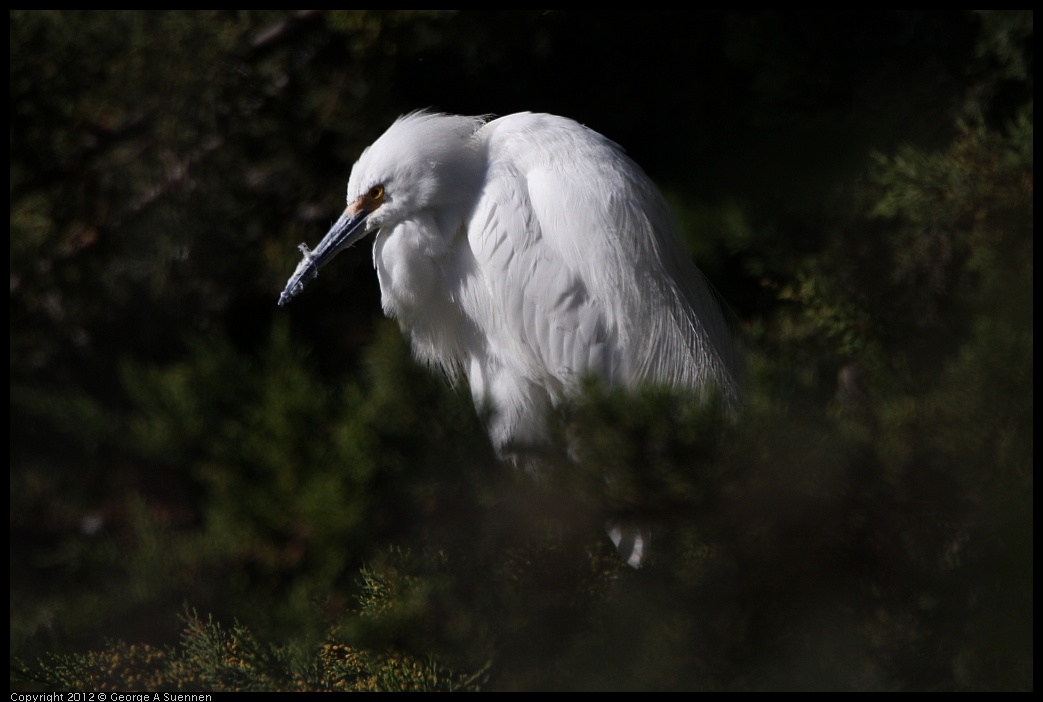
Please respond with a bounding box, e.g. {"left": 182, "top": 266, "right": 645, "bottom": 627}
{"left": 280, "top": 110, "right": 742, "bottom": 459}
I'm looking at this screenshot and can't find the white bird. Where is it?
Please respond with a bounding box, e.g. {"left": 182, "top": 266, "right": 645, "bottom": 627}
{"left": 280, "top": 111, "right": 743, "bottom": 564}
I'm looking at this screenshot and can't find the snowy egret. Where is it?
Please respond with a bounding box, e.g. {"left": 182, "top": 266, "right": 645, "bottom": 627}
{"left": 279, "top": 111, "right": 743, "bottom": 563}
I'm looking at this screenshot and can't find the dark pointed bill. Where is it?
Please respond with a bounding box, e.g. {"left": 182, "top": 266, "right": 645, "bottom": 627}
{"left": 278, "top": 207, "right": 371, "bottom": 306}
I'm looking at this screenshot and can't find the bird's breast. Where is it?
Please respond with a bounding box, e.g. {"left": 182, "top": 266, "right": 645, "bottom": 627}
{"left": 372, "top": 224, "right": 443, "bottom": 312}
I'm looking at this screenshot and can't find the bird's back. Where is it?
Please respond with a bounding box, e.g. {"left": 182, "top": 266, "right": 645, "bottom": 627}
{"left": 457, "top": 113, "right": 742, "bottom": 452}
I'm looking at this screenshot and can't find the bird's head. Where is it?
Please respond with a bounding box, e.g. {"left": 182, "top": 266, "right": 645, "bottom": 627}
{"left": 278, "top": 111, "right": 484, "bottom": 305}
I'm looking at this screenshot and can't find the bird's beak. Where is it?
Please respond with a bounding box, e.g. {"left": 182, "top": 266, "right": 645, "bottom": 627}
{"left": 278, "top": 201, "right": 373, "bottom": 306}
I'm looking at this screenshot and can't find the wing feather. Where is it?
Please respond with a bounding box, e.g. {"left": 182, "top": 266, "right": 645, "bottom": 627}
{"left": 461, "top": 113, "right": 741, "bottom": 448}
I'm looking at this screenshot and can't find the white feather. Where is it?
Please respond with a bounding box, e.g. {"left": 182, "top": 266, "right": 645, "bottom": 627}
{"left": 281, "top": 111, "right": 745, "bottom": 566}
{"left": 290, "top": 110, "right": 742, "bottom": 454}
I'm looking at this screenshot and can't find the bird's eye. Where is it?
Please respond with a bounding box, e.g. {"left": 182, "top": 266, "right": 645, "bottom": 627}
{"left": 368, "top": 185, "right": 385, "bottom": 201}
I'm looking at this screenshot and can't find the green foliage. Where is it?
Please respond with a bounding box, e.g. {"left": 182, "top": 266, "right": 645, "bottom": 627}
{"left": 16, "top": 610, "right": 485, "bottom": 691}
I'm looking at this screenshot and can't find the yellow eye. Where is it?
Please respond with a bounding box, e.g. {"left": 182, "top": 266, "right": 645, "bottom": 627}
{"left": 368, "top": 185, "right": 385, "bottom": 201}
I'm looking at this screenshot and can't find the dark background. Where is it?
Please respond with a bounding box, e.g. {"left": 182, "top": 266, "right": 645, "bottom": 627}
{"left": 10, "top": 11, "right": 1032, "bottom": 690}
